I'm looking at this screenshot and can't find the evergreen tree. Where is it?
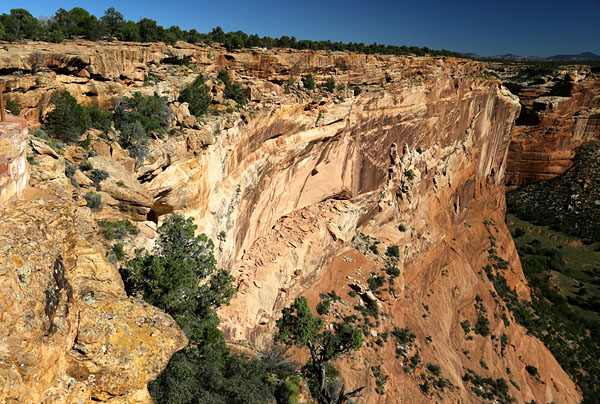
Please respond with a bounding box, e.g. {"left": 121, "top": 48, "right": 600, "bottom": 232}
{"left": 101, "top": 7, "right": 124, "bottom": 37}
{"left": 45, "top": 90, "right": 89, "bottom": 143}
{"left": 275, "top": 297, "right": 365, "bottom": 404}
{"left": 179, "top": 74, "right": 212, "bottom": 117}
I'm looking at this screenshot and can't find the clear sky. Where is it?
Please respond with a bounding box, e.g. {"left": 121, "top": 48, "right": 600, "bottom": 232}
{"left": 2, "top": 0, "right": 599, "bottom": 56}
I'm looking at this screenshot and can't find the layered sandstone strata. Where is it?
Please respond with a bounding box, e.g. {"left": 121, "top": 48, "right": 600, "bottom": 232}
{"left": 0, "top": 41, "right": 585, "bottom": 403}
{"left": 0, "top": 116, "right": 29, "bottom": 209}
{"left": 494, "top": 64, "right": 600, "bottom": 186}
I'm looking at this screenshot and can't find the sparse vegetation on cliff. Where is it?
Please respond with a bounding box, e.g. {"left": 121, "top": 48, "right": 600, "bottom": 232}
{"left": 275, "top": 296, "right": 365, "bottom": 404}
{"left": 83, "top": 191, "right": 102, "bottom": 211}
{"left": 45, "top": 90, "right": 113, "bottom": 144}
{"left": 217, "top": 69, "right": 248, "bottom": 106}
{"left": 302, "top": 74, "right": 316, "bottom": 90}
{"left": 46, "top": 91, "right": 90, "bottom": 143}
{"left": 6, "top": 98, "right": 20, "bottom": 115}
{"left": 114, "top": 92, "right": 171, "bottom": 160}
{"left": 178, "top": 74, "right": 212, "bottom": 117}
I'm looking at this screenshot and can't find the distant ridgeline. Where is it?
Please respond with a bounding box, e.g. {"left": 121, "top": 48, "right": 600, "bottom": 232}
{"left": 0, "top": 7, "right": 465, "bottom": 58}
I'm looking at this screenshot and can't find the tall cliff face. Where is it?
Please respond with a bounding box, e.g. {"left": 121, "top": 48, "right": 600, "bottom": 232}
{"left": 494, "top": 64, "right": 600, "bottom": 187}
{"left": 0, "top": 41, "right": 583, "bottom": 403}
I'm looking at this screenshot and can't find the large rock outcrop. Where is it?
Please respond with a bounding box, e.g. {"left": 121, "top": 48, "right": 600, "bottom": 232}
{"left": 0, "top": 191, "right": 186, "bottom": 403}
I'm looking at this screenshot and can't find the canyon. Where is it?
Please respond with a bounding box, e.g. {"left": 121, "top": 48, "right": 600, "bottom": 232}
{"left": 0, "top": 40, "right": 597, "bottom": 403}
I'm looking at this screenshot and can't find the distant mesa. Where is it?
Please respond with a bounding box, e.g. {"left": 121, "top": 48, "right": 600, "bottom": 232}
{"left": 463, "top": 51, "right": 600, "bottom": 62}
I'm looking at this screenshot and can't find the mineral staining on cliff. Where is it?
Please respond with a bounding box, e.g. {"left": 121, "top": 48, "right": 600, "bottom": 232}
{"left": 0, "top": 41, "right": 591, "bottom": 403}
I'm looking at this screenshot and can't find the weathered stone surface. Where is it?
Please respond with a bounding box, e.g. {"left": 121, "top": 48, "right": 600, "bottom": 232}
{"left": 495, "top": 64, "right": 600, "bottom": 186}
{"left": 0, "top": 195, "right": 186, "bottom": 404}
{"left": 0, "top": 116, "right": 29, "bottom": 209}
{"left": 87, "top": 156, "right": 153, "bottom": 221}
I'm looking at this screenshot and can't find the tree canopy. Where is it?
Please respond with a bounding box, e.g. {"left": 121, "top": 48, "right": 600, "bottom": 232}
{"left": 0, "top": 6, "right": 467, "bottom": 58}
{"left": 120, "top": 214, "right": 299, "bottom": 404}
{"left": 275, "top": 297, "right": 364, "bottom": 404}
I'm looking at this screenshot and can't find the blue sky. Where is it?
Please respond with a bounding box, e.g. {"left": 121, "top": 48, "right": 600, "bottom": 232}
{"left": 2, "top": 0, "right": 599, "bottom": 56}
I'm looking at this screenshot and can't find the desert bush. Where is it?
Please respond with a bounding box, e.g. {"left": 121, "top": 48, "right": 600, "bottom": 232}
{"left": 325, "top": 77, "right": 335, "bottom": 92}
{"left": 84, "top": 191, "right": 102, "bottom": 211}
{"left": 98, "top": 219, "right": 139, "bottom": 240}
{"left": 6, "top": 98, "right": 20, "bottom": 115}
{"left": 302, "top": 74, "right": 315, "bottom": 90}
{"left": 217, "top": 69, "right": 248, "bottom": 106}
{"left": 113, "top": 92, "right": 171, "bottom": 161}
{"left": 386, "top": 245, "right": 400, "bottom": 257}
{"left": 45, "top": 91, "right": 89, "bottom": 143}
{"left": 178, "top": 74, "right": 212, "bottom": 117}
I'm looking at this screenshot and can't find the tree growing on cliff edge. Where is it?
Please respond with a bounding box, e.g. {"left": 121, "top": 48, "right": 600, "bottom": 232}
{"left": 120, "top": 214, "right": 295, "bottom": 404}
{"left": 179, "top": 74, "right": 212, "bottom": 118}
{"left": 45, "top": 91, "right": 89, "bottom": 143}
{"left": 275, "top": 296, "right": 365, "bottom": 404}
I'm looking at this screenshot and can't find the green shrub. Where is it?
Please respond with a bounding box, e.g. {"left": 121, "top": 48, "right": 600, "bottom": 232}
{"left": 325, "top": 77, "right": 335, "bottom": 92}
{"left": 386, "top": 245, "right": 400, "bottom": 257}
{"left": 525, "top": 365, "right": 539, "bottom": 377}
{"left": 302, "top": 74, "right": 315, "bottom": 90}
{"left": 84, "top": 191, "right": 102, "bottom": 211}
{"left": 64, "top": 164, "right": 77, "bottom": 179}
{"left": 474, "top": 315, "right": 490, "bottom": 336}
{"left": 79, "top": 160, "right": 93, "bottom": 171}
{"left": 84, "top": 104, "right": 112, "bottom": 132}
{"left": 32, "top": 129, "right": 49, "bottom": 140}
{"left": 6, "top": 98, "right": 20, "bottom": 115}
{"left": 392, "top": 327, "right": 416, "bottom": 344}
{"left": 404, "top": 169, "right": 415, "bottom": 181}
{"left": 114, "top": 92, "right": 171, "bottom": 161}
{"left": 353, "top": 86, "right": 362, "bottom": 96}
{"left": 87, "top": 168, "right": 109, "bottom": 190}
{"left": 427, "top": 363, "right": 441, "bottom": 376}
{"left": 98, "top": 219, "right": 140, "bottom": 240}
{"left": 48, "top": 29, "right": 65, "bottom": 43}
{"left": 368, "top": 274, "right": 386, "bottom": 291}
{"left": 316, "top": 293, "right": 331, "bottom": 315}
{"left": 398, "top": 224, "right": 407, "bottom": 232}
{"left": 217, "top": 69, "right": 248, "bottom": 106}
{"left": 385, "top": 264, "right": 400, "bottom": 277}
{"left": 112, "top": 242, "right": 125, "bottom": 260}
{"left": 178, "top": 74, "right": 212, "bottom": 117}
{"left": 46, "top": 91, "right": 89, "bottom": 144}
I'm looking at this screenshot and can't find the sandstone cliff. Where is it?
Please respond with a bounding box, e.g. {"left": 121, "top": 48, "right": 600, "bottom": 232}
{"left": 0, "top": 41, "right": 585, "bottom": 403}
{"left": 492, "top": 64, "right": 600, "bottom": 187}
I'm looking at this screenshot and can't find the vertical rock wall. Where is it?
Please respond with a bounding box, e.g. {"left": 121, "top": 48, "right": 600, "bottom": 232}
{"left": 0, "top": 116, "right": 29, "bottom": 209}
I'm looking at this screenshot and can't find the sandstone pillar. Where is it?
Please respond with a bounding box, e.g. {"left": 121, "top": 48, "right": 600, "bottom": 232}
{"left": 0, "top": 116, "right": 29, "bottom": 209}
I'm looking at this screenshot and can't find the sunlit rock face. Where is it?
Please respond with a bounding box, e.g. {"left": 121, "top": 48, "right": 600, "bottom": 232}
{"left": 0, "top": 116, "right": 29, "bottom": 209}
{"left": 0, "top": 193, "right": 187, "bottom": 403}
{"left": 0, "top": 41, "right": 585, "bottom": 403}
